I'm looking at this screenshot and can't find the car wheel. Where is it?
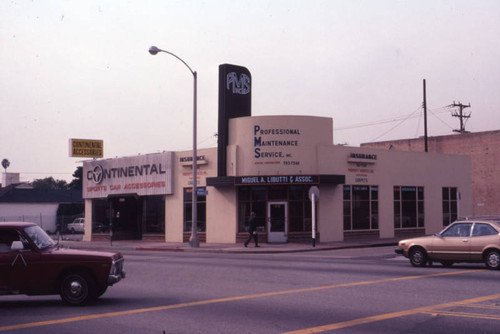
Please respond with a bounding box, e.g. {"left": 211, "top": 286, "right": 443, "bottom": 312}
{"left": 409, "top": 247, "right": 428, "bottom": 267}
{"left": 484, "top": 250, "right": 500, "bottom": 270}
{"left": 96, "top": 285, "right": 108, "bottom": 298}
{"left": 60, "top": 272, "right": 95, "bottom": 305}
{"left": 440, "top": 261, "right": 454, "bottom": 267}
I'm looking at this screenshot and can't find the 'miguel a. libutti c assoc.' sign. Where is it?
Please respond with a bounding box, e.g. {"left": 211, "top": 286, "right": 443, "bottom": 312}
{"left": 83, "top": 152, "right": 173, "bottom": 199}
{"left": 235, "top": 175, "right": 319, "bottom": 186}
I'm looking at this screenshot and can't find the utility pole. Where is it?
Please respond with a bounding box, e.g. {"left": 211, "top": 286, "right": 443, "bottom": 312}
{"left": 423, "top": 79, "right": 428, "bottom": 152}
{"left": 449, "top": 101, "right": 471, "bottom": 133}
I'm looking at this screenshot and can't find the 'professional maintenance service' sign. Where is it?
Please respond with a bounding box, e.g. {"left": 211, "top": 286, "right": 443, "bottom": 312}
{"left": 69, "top": 139, "right": 104, "bottom": 158}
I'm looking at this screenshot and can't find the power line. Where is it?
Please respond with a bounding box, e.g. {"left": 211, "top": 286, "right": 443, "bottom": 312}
{"left": 334, "top": 106, "right": 452, "bottom": 132}
{"left": 429, "top": 108, "right": 454, "bottom": 130}
{"left": 334, "top": 105, "right": 423, "bottom": 131}
{"left": 369, "top": 106, "right": 423, "bottom": 142}
{"left": 335, "top": 109, "right": 412, "bottom": 130}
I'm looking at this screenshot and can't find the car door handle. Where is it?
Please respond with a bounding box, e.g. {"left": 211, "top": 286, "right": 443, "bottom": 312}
{"left": 462, "top": 239, "right": 469, "bottom": 242}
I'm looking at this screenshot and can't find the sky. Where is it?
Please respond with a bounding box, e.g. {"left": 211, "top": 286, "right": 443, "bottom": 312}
{"left": 1, "top": 0, "right": 499, "bottom": 183}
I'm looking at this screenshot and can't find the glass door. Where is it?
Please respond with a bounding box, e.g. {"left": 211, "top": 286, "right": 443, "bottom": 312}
{"left": 268, "top": 202, "right": 288, "bottom": 243}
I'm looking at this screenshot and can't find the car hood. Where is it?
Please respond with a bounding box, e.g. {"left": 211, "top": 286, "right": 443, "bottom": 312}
{"left": 399, "top": 235, "right": 437, "bottom": 247}
{"left": 42, "top": 247, "right": 122, "bottom": 261}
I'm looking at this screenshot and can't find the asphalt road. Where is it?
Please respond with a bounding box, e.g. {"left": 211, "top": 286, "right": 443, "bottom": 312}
{"left": 1, "top": 246, "right": 500, "bottom": 334}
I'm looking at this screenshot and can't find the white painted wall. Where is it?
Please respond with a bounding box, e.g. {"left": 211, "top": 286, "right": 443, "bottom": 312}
{"left": 0, "top": 203, "right": 59, "bottom": 232}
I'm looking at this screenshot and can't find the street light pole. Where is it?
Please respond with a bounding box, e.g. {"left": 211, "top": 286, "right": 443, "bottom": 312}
{"left": 149, "top": 46, "right": 199, "bottom": 248}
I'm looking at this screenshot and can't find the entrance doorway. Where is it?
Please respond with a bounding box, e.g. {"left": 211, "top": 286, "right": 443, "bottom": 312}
{"left": 109, "top": 196, "right": 141, "bottom": 240}
{"left": 268, "top": 202, "right": 287, "bottom": 243}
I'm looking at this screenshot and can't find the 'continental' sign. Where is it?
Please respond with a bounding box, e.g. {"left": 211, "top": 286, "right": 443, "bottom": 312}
{"left": 69, "top": 139, "right": 104, "bottom": 158}
{"left": 82, "top": 152, "right": 173, "bottom": 198}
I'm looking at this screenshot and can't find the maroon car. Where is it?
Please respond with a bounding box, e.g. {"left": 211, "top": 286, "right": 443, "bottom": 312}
{"left": 0, "top": 222, "right": 125, "bottom": 305}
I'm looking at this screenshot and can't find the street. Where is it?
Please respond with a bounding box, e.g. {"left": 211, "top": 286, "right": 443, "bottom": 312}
{"left": 1, "top": 246, "right": 500, "bottom": 333}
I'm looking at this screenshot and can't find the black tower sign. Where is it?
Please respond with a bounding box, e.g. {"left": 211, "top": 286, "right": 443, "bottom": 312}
{"left": 218, "top": 64, "right": 252, "bottom": 177}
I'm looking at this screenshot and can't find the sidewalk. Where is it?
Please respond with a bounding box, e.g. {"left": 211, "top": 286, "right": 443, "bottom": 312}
{"left": 58, "top": 237, "right": 399, "bottom": 254}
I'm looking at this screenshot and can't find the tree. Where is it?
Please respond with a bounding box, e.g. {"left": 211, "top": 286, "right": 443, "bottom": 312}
{"left": 2, "top": 159, "right": 9, "bottom": 172}
{"left": 32, "top": 177, "right": 68, "bottom": 190}
{"left": 68, "top": 167, "right": 83, "bottom": 190}
{"left": 30, "top": 167, "right": 82, "bottom": 190}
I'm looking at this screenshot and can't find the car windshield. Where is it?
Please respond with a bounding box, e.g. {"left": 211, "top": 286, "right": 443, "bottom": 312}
{"left": 23, "top": 225, "right": 57, "bottom": 249}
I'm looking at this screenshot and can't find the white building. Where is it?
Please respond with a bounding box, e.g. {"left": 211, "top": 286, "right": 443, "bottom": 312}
{"left": 82, "top": 114, "right": 472, "bottom": 244}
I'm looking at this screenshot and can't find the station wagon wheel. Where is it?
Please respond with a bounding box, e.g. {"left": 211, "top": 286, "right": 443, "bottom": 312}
{"left": 409, "top": 247, "right": 428, "bottom": 267}
{"left": 60, "top": 272, "right": 95, "bottom": 305}
{"left": 484, "top": 250, "right": 500, "bottom": 270}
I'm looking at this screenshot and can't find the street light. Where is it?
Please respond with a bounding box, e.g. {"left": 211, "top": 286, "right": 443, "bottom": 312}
{"left": 149, "top": 45, "right": 199, "bottom": 248}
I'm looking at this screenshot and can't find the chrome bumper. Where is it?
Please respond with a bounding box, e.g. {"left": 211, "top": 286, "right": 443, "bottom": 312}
{"left": 108, "top": 271, "right": 126, "bottom": 285}
{"left": 108, "top": 258, "right": 126, "bottom": 285}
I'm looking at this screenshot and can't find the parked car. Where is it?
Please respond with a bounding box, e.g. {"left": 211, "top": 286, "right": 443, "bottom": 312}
{"left": 395, "top": 217, "right": 500, "bottom": 269}
{"left": 0, "top": 222, "right": 125, "bottom": 305}
{"left": 92, "top": 222, "right": 110, "bottom": 233}
{"left": 67, "top": 218, "right": 85, "bottom": 234}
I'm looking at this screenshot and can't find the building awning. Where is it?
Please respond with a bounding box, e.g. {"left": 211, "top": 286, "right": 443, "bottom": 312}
{"left": 206, "top": 174, "right": 345, "bottom": 187}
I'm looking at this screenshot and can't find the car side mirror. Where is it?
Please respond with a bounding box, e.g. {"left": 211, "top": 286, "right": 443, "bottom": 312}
{"left": 434, "top": 233, "right": 443, "bottom": 238}
{"left": 11, "top": 241, "right": 24, "bottom": 251}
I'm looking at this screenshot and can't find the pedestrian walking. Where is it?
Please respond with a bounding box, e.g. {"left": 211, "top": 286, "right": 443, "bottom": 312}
{"left": 244, "top": 212, "right": 259, "bottom": 247}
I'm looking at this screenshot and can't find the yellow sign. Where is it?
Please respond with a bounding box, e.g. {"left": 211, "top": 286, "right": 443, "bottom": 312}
{"left": 69, "top": 139, "right": 104, "bottom": 158}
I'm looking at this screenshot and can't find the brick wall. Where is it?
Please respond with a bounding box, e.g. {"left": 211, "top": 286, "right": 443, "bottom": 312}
{"left": 361, "top": 130, "right": 500, "bottom": 215}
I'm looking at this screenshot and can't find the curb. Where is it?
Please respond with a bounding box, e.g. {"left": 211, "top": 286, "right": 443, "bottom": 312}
{"left": 59, "top": 238, "right": 399, "bottom": 254}
{"left": 136, "top": 247, "right": 184, "bottom": 252}
{"left": 130, "top": 241, "right": 398, "bottom": 254}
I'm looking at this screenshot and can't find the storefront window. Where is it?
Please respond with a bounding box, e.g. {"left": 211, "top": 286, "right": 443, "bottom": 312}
{"left": 343, "top": 185, "right": 378, "bottom": 230}
{"left": 92, "top": 198, "right": 110, "bottom": 233}
{"left": 237, "top": 185, "right": 312, "bottom": 233}
{"left": 238, "top": 187, "right": 266, "bottom": 232}
{"left": 290, "top": 185, "right": 311, "bottom": 232}
{"left": 268, "top": 186, "right": 287, "bottom": 200}
{"left": 251, "top": 186, "right": 267, "bottom": 201}
{"left": 92, "top": 196, "right": 165, "bottom": 238}
{"left": 183, "top": 188, "right": 206, "bottom": 232}
{"left": 442, "top": 187, "right": 458, "bottom": 226}
{"left": 239, "top": 187, "right": 250, "bottom": 201}
{"left": 143, "top": 196, "right": 165, "bottom": 234}
{"left": 289, "top": 203, "right": 304, "bottom": 232}
{"left": 289, "top": 186, "right": 304, "bottom": 201}
{"left": 371, "top": 200, "right": 379, "bottom": 229}
{"left": 304, "top": 200, "right": 312, "bottom": 232}
{"left": 394, "top": 186, "right": 424, "bottom": 229}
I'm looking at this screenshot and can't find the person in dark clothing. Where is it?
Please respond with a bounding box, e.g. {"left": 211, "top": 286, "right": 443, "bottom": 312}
{"left": 244, "top": 212, "right": 259, "bottom": 247}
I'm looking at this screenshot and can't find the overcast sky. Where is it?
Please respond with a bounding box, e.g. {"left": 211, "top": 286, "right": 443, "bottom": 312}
{"left": 1, "top": 0, "right": 499, "bottom": 183}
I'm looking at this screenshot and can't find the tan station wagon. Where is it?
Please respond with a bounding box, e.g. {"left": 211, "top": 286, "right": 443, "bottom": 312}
{"left": 395, "top": 217, "right": 500, "bottom": 269}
